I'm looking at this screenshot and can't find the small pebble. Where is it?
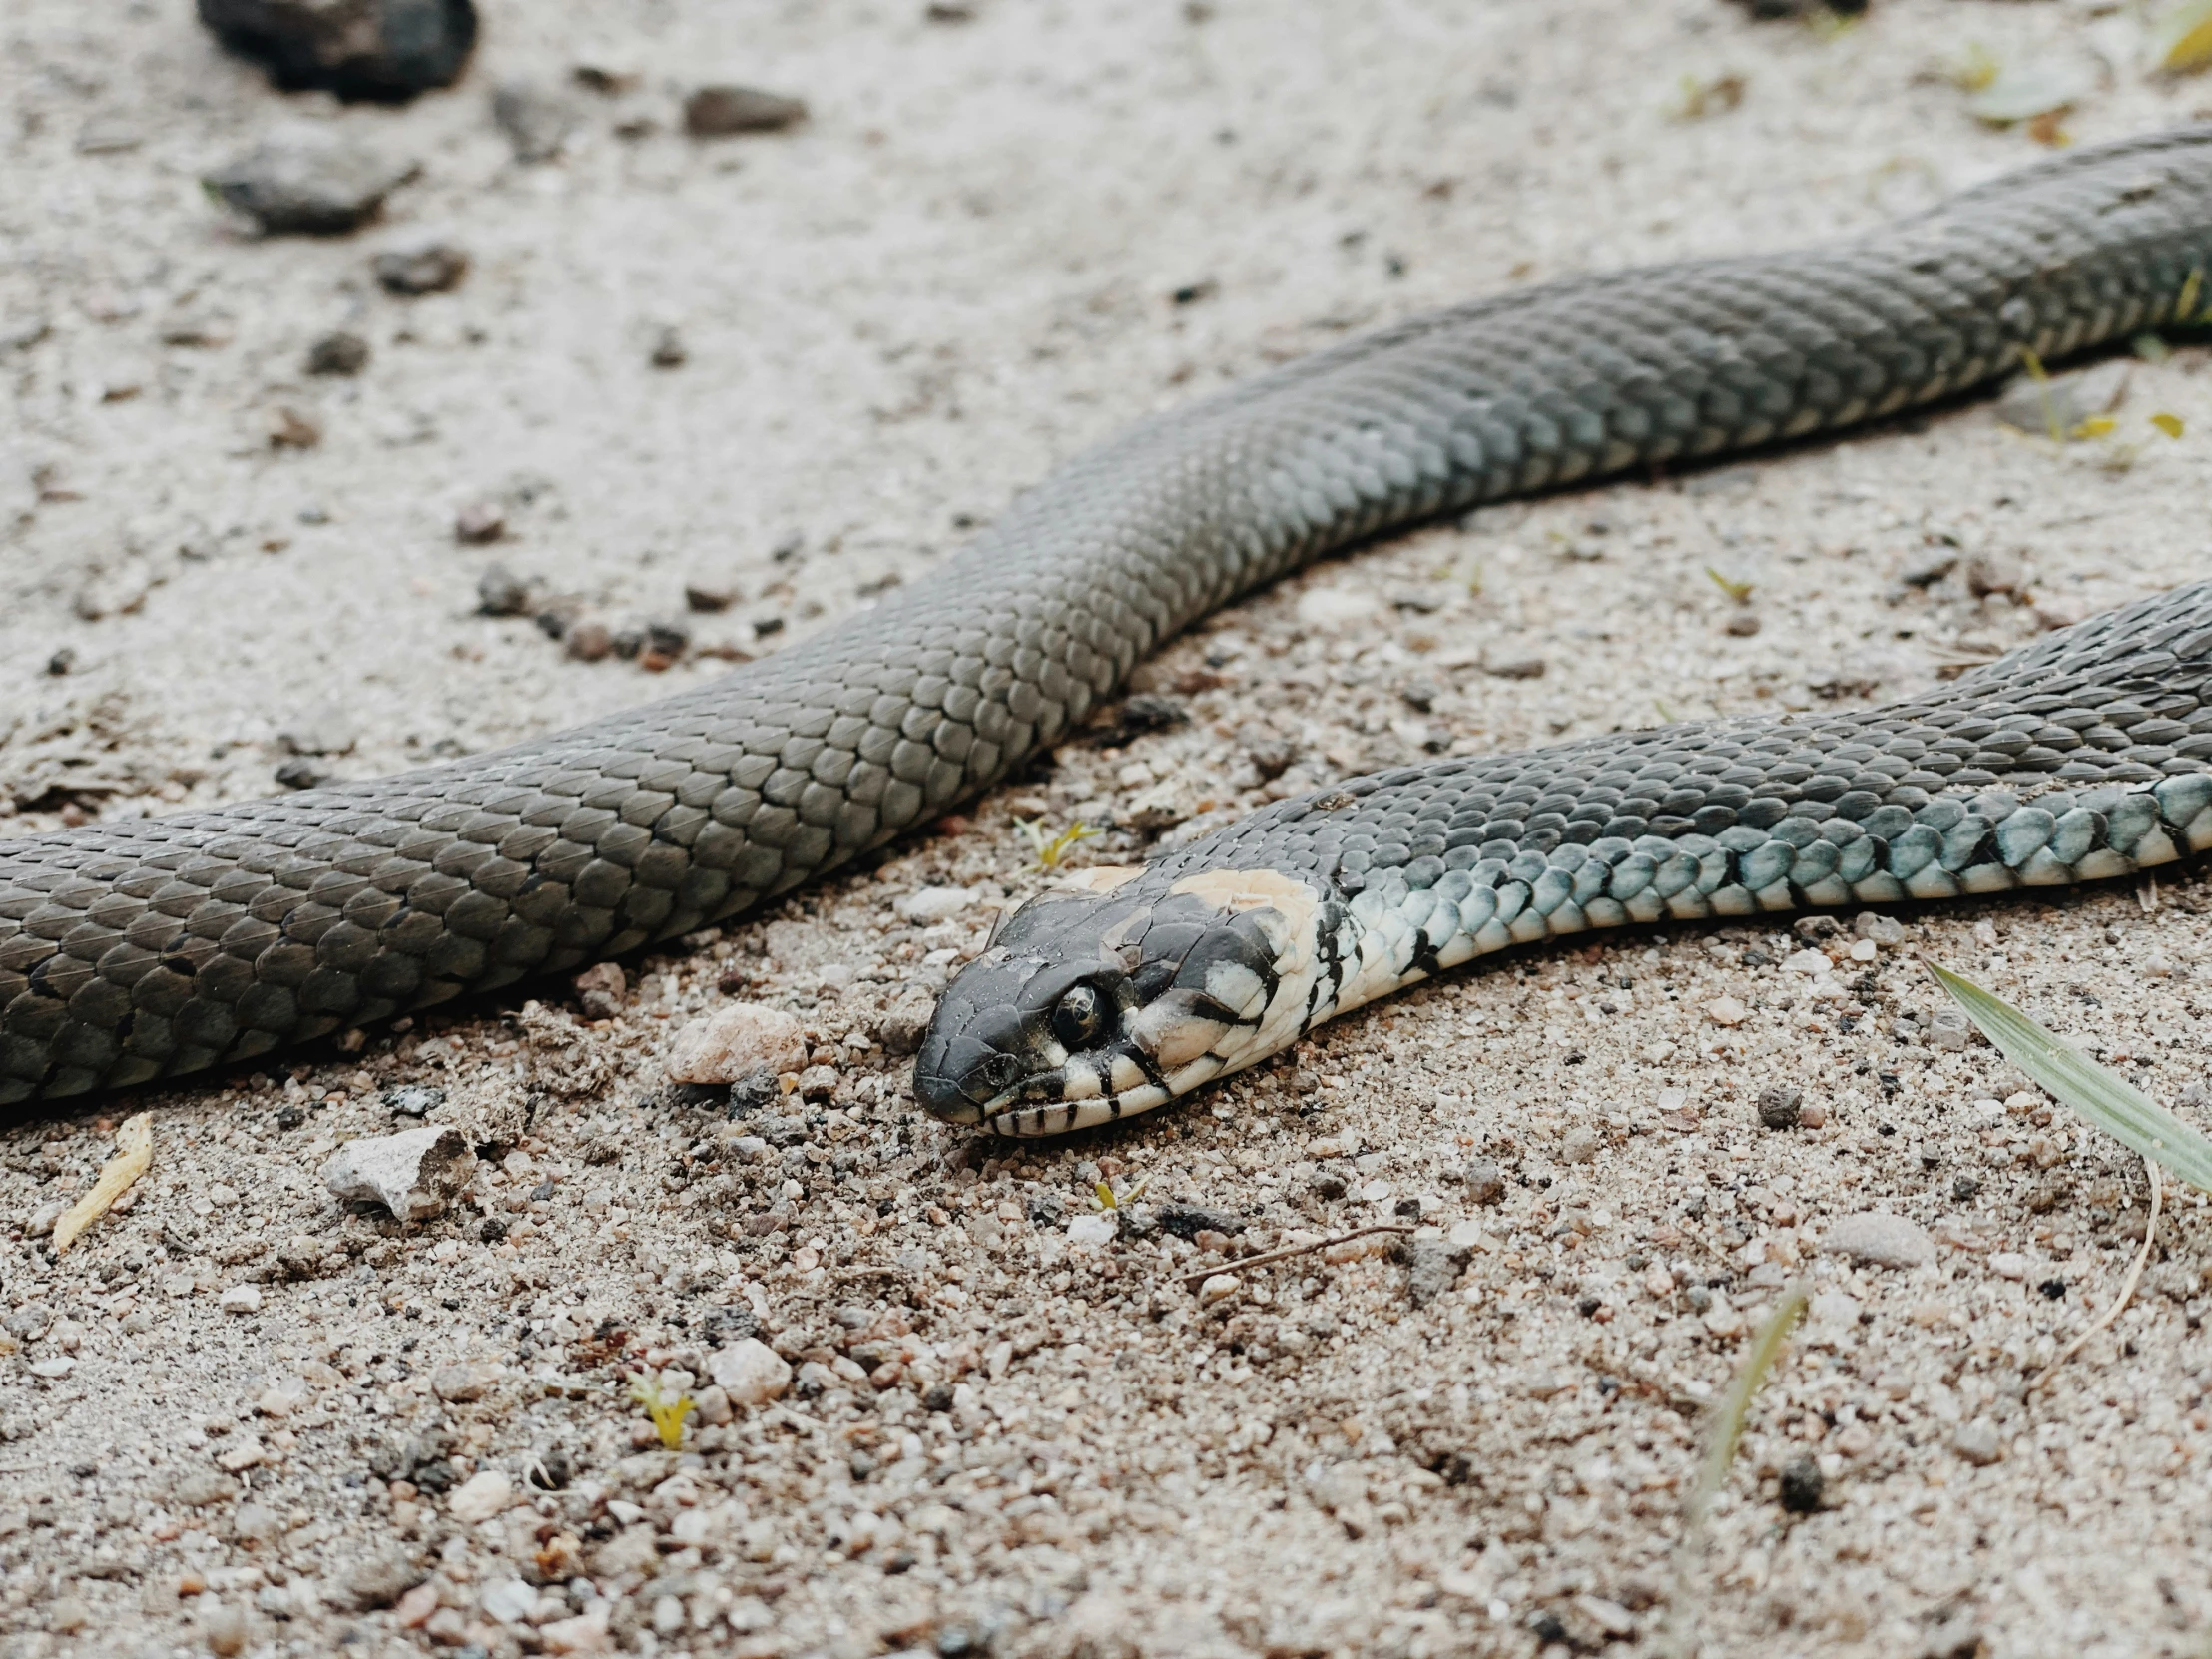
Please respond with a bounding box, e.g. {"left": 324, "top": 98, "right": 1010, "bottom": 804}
{"left": 447, "top": 1469, "right": 513, "bottom": 1524}
{"left": 709, "top": 1338, "right": 793, "bottom": 1405}
{"left": 431, "top": 1361, "right": 499, "bottom": 1402}
{"left": 1724, "top": 612, "right": 1761, "bottom": 637}
{"left": 667, "top": 1002, "right": 807, "bottom": 1083}
{"left": 565, "top": 620, "right": 613, "bottom": 661}
{"left": 573, "top": 962, "right": 626, "bottom": 1020}
{"left": 322, "top": 1126, "right": 477, "bottom": 1220}
{"left": 651, "top": 324, "right": 688, "bottom": 368}
{"left": 492, "top": 80, "right": 577, "bottom": 164}
{"left": 1854, "top": 911, "right": 1906, "bottom": 946}
{"left": 1756, "top": 1084, "right": 1803, "bottom": 1131}
{"left": 476, "top": 564, "right": 533, "bottom": 616}
{"left": 218, "top": 1285, "right": 261, "bottom": 1314}
{"left": 200, "top": 1602, "right": 253, "bottom": 1657}
{"left": 1464, "top": 1159, "right": 1507, "bottom": 1206}
{"left": 1560, "top": 1126, "right": 1602, "bottom": 1165}
{"left": 1777, "top": 1454, "right": 1824, "bottom": 1513}
{"left": 454, "top": 501, "right": 506, "bottom": 544}
{"left": 1704, "top": 995, "right": 1747, "bottom": 1027}
{"left": 1483, "top": 656, "right": 1546, "bottom": 680}
{"left": 305, "top": 331, "right": 369, "bottom": 375}
{"left": 1066, "top": 1213, "right": 1116, "bottom": 1246}
{"left": 686, "top": 577, "right": 740, "bottom": 612}
{"left": 1988, "top": 1252, "right": 2029, "bottom": 1281}
{"left": 685, "top": 84, "right": 810, "bottom": 136}
{"left": 1823, "top": 1211, "right": 1936, "bottom": 1270}
{"left": 204, "top": 126, "right": 411, "bottom": 235}
{"left": 895, "top": 885, "right": 975, "bottom": 925}
{"left": 1198, "top": 1273, "right": 1241, "bottom": 1305}
{"left": 1952, "top": 1420, "right": 2003, "bottom": 1466}
{"left": 374, "top": 234, "right": 469, "bottom": 295}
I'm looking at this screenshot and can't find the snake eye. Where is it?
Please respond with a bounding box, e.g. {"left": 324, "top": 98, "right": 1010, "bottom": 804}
{"left": 1051, "top": 982, "right": 1106, "bottom": 1050}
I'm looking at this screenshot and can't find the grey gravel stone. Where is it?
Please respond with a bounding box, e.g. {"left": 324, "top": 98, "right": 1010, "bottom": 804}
{"left": 1994, "top": 358, "right": 2130, "bottom": 437}
{"left": 305, "top": 330, "right": 369, "bottom": 375}
{"left": 1157, "top": 1202, "right": 1244, "bottom": 1240}
{"left": 373, "top": 233, "right": 468, "bottom": 295}
{"left": 1756, "top": 1085, "right": 1803, "bottom": 1131}
{"left": 1404, "top": 1239, "right": 1471, "bottom": 1307}
{"left": 476, "top": 563, "right": 532, "bottom": 616}
{"left": 322, "top": 1125, "right": 477, "bottom": 1220}
{"left": 1463, "top": 1159, "right": 1507, "bottom": 1206}
{"left": 380, "top": 1084, "right": 444, "bottom": 1118}
{"left": 492, "top": 79, "right": 577, "bottom": 163}
{"left": 874, "top": 986, "right": 939, "bottom": 1056}
{"left": 198, "top": 0, "right": 478, "bottom": 101}
{"left": 684, "top": 84, "right": 810, "bottom": 136}
{"left": 1824, "top": 1211, "right": 1936, "bottom": 1270}
{"left": 1778, "top": 1453, "right": 1824, "bottom": 1512}
{"left": 204, "top": 126, "right": 413, "bottom": 235}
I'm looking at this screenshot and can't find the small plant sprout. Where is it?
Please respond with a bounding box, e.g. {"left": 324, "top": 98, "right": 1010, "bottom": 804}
{"left": 628, "top": 1370, "right": 697, "bottom": 1450}
{"left": 1704, "top": 566, "right": 1754, "bottom": 605}
{"left": 1016, "top": 817, "right": 1101, "bottom": 869}
{"left": 1090, "top": 1173, "right": 1152, "bottom": 1213}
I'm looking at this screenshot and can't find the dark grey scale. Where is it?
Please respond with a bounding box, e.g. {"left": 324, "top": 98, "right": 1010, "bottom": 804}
{"left": 14, "top": 132, "right": 2212, "bottom": 1105}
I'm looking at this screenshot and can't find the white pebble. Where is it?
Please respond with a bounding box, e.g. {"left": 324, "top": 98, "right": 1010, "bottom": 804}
{"left": 218, "top": 1285, "right": 262, "bottom": 1315}
{"left": 1066, "top": 1213, "right": 1117, "bottom": 1246}
{"left": 893, "top": 885, "right": 976, "bottom": 925}
{"left": 1987, "top": 1252, "right": 2029, "bottom": 1281}
{"left": 665, "top": 1002, "right": 805, "bottom": 1084}
{"left": 708, "top": 1338, "right": 793, "bottom": 1406}
{"left": 448, "top": 1469, "right": 514, "bottom": 1524}
{"left": 1198, "top": 1273, "right": 1241, "bottom": 1305}
{"left": 1823, "top": 1211, "right": 1937, "bottom": 1270}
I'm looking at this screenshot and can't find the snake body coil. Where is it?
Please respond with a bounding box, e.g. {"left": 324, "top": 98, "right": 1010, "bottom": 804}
{"left": 6, "top": 129, "right": 2212, "bottom": 1109}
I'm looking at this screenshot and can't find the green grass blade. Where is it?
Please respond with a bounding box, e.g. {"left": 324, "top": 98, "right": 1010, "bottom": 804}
{"left": 1688, "top": 1284, "right": 1808, "bottom": 1528}
{"left": 1928, "top": 962, "right": 2212, "bottom": 1193}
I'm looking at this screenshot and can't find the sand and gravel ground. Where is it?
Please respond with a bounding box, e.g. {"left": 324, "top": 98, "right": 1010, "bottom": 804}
{"left": 9, "top": 1, "right": 2212, "bottom": 1656}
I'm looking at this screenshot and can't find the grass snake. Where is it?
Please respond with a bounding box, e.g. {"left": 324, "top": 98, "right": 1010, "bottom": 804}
{"left": 5, "top": 128, "right": 2212, "bottom": 1122}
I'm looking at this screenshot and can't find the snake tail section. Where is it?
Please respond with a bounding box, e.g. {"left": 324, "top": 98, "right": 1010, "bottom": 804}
{"left": 7, "top": 127, "right": 2212, "bottom": 1104}
{"left": 920, "top": 582, "right": 2212, "bottom": 1135}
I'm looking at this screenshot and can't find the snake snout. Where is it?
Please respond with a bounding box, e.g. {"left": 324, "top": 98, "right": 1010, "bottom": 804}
{"left": 912, "top": 1032, "right": 1023, "bottom": 1124}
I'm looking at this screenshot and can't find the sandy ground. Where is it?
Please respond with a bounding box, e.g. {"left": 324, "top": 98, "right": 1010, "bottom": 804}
{"left": 9, "top": 1, "right": 2212, "bottom": 1656}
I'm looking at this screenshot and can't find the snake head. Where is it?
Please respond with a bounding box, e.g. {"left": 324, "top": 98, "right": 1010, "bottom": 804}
{"left": 912, "top": 865, "right": 1326, "bottom": 1135}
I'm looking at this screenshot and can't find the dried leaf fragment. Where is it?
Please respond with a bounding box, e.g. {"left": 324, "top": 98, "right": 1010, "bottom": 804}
{"left": 2156, "top": 0, "right": 2212, "bottom": 74}
{"left": 53, "top": 1111, "right": 152, "bottom": 1254}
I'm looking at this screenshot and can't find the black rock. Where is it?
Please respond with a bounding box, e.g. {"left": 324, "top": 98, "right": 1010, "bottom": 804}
{"left": 1778, "top": 1453, "right": 1825, "bottom": 1513}
{"left": 1023, "top": 1190, "right": 1067, "bottom": 1225}
{"left": 729, "top": 1065, "right": 780, "bottom": 1117}
{"left": 198, "top": 0, "right": 478, "bottom": 102}
{"left": 274, "top": 755, "right": 331, "bottom": 790}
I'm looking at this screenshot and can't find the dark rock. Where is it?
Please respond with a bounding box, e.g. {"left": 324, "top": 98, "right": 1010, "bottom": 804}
{"left": 650, "top": 325, "right": 687, "bottom": 368}
{"left": 525, "top": 1447, "right": 572, "bottom": 1491}
{"left": 922, "top": 1382, "right": 955, "bottom": 1412}
{"left": 373, "top": 234, "right": 467, "bottom": 295}
{"left": 491, "top": 80, "right": 576, "bottom": 164}
{"left": 1236, "top": 723, "right": 1296, "bottom": 780}
{"left": 46, "top": 647, "right": 77, "bottom": 677}
{"left": 685, "top": 577, "right": 739, "bottom": 613}
{"left": 728, "top": 1068, "right": 781, "bottom": 1118}
{"left": 1778, "top": 1454, "right": 1824, "bottom": 1513}
{"left": 1483, "top": 656, "right": 1546, "bottom": 680}
{"left": 274, "top": 756, "right": 331, "bottom": 790}
{"left": 1024, "top": 1190, "right": 1067, "bottom": 1225}
{"left": 381, "top": 1084, "right": 445, "bottom": 1119}
{"left": 644, "top": 619, "right": 690, "bottom": 658}
{"left": 204, "top": 126, "right": 414, "bottom": 235}
{"left": 572, "top": 962, "right": 624, "bottom": 1020}
{"left": 685, "top": 84, "right": 809, "bottom": 136}
{"left": 476, "top": 563, "right": 532, "bottom": 616}
{"left": 1756, "top": 1085, "right": 1803, "bottom": 1131}
{"left": 1157, "top": 1202, "right": 1243, "bottom": 1241}
{"left": 198, "top": 0, "right": 477, "bottom": 102}
{"left": 306, "top": 330, "right": 370, "bottom": 375}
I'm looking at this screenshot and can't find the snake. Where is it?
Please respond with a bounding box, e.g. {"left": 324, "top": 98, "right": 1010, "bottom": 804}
{"left": 4, "top": 129, "right": 2212, "bottom": 1123}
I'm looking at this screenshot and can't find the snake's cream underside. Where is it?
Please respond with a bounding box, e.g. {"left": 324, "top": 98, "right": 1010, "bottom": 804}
{"left": 6, "top": 128, "right": 2212, "bottom": 1111}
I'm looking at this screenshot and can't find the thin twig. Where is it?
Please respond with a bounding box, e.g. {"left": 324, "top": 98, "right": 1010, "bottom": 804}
{"left": 2034, "top": 1155, "right": 2161, "bottom": 1397}
{"left": 1173, "top": 1224, "right": 1413, "bottom": 1289}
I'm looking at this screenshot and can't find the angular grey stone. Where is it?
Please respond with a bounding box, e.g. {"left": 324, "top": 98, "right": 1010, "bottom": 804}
{"left": 322, "top": 1126, "right": 476, "bottom": 1220}
{"left": 204, "top": 126, "right": 413, "bottom": 235}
